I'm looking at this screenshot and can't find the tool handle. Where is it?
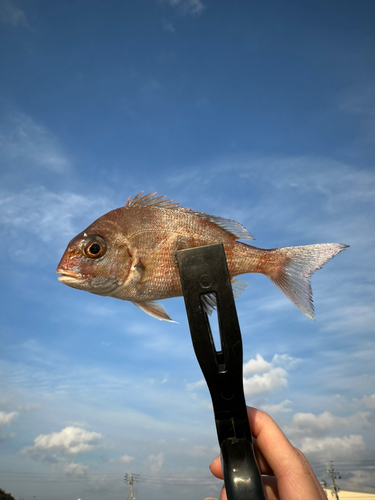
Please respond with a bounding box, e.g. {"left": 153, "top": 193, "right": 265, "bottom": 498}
{"left": 221, "top": 438, "right": 266, "bottom": 500}
{"left": 176, "top": 244, "right": 266, "bottom": 500}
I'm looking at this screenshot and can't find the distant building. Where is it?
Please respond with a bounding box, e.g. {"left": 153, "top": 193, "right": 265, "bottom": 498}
{"left": 324, "top": 490, "right": 375, "bottom": 500}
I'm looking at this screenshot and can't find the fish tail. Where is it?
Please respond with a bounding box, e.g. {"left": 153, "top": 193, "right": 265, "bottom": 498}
{"left": 263, "top": 243, "right": 348, "bottom": 319}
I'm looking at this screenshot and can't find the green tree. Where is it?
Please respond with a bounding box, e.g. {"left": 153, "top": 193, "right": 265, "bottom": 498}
{"left": 0, "top": 488, "right": 16, "bottom": 500}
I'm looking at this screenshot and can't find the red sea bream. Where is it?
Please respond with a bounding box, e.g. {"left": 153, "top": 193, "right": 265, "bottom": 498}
{"left": 57, "top": 192, "right": 348, "bottom": 321}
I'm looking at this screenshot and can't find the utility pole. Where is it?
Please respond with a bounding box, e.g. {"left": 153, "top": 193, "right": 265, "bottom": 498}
{"left": 124, "top": 473, "right": 139, "bottom": 500}
{"left": 326, "top": 462, "right": 341, "bottom": 500}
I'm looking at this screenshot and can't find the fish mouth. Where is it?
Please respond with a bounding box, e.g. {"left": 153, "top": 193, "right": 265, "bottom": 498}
{"left": 57, "top": 268, "right": 119, "bottom": 295}
{"left": 57, "top": 269, "right": 86, "bottom": 283}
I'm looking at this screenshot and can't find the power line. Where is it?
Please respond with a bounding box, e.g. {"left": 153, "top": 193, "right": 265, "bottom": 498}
{"left": 124, "top": 473, "right": 139, "bottom": 500}
{"left": 2, "top": 463, "right": 375, "bottom": 500}
{"left": 0, "top": 470, "right": 219, "bottom": 500}
{"left": 0, "top": 470, "right": 216, "bottom": 484}
{"left": 322, "top": 462, "right": 341, "bottom": 500}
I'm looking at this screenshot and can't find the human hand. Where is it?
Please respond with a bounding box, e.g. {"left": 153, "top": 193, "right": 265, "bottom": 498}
{"left": 206, "top": 406, "right": 326, "bottom": 500}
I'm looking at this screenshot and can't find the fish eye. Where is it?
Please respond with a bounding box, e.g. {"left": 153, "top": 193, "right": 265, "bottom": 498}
{"left": 83, "top": 235, "right": 107, "bottom": 259}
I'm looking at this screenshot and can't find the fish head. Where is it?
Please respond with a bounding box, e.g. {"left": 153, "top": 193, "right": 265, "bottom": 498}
{"left": 56, "top": 223, "right": 131, "bottom": 296}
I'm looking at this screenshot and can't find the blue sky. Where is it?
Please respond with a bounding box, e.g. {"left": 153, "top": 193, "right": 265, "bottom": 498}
{"left": 0, "top": 0, "right": 374, "bottom": 498}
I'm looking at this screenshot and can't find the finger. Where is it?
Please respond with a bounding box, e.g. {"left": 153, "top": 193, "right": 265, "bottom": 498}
{"left": 262, "top": 476, "right": 279, "bottom": 500}
{"left": 209, "top": 442, "right": 274, "bottom": 479}
{"left": 209, "top": 456, "right": 279, "bottom": 500}
{"left": 204, "top": 485, "right": 225, "bottom": 500}
{"left": 209, "top": 407, "right": 325, "bottom": 500}
{"left": 294, "top": 448, "right": 327, "bottom": 500}
{"left": 209, "top": 455, "right": 223, "bottom": 479}
{"left": 247, "top": 407, "right": 326, "bottom": 500}
{"left": 219, "top": 485, "right": 226, "bottom": 500}
{"left": 206, "top": 476, "right": 279, "bottom": 500}
{"left": 253, "top": 437, "right": 274, "bottom": 476}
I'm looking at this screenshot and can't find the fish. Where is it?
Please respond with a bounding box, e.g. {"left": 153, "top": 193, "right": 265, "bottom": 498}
{"left": 56, "top": 192, "right": 348, "bottom": 322}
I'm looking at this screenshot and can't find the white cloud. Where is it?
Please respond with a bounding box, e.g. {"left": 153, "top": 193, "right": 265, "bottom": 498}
{"left": 189, "top": 445, "right": 219, "bottom": 457}
{"left": 22, "top": 426, "right": 102, "bottom": 457}
{"left": 261, "top": 400, "right": 292, "bottom": 415}
{"left": 338, "top": 83, "right": 375, "bottom": 116}
{"left": 359, "top": 394, "right": 375, "bottom": 410}
{"left": 147, "top": 453, "right": 164, "bottom": 474}
{"left": 162, "top": 18, "right": 175, "bottom": 32}
{"left": 0, "top": 111, "right": 69, "bottom": 172}
{"left": 243, "top": 353, "right": 272, "bottom": 375}
{"left": 186, "top": 379, "right": 206, "bottom": 391}
{"left": 0, "top": 187, "right": 110, "bottom": 262}
{"left": 258, "top": 297, "right": 293, "bottom": 313}
{"left": 286, "top": 410, "right": 372, "bottom": 439}
{"left": 300, "top": 434, "right": 365, "bottom": 456}
{"left": 0, "top": 0, "right": 28, "bottom": 27}
{"left": 344, "top": 469, "right": 375, "bottom": 491}
{"left": 272, "top": 354, "right": 301, "bottom": 370}
{"left": 0, "top": 411, "right": 18, "bottom": 425}
{"left": 64, "top": 462, "right": 90, "bottom": 477}
{"left": 322, "top": 304, "right": 375, "bottom": 335}
{"left": 163, "top": 0, "right": 204, "bottom": 16}
{"left": 289, "top": 411, "right": 337, "bottom": 437}
{"left": 167, "top": 0, "right": 204, "bottom": 14}
{"left": 0, "top": 188, "right": 83, "bottom": 240}
{"left": 243, "top": 367, "right": 288, "bottom": 396}
{"left": 186, "top": 353, "right": 297, "bottom": 398}
{"left": 242, "top": 354, "right": 298, "bottom": 396}
{"left": 218, "top": 156, "right": 375, "bottom": 236}
{"left": 0, "top": 411, "right": 19, "bottom": 442}
{"left": 120, "top": 454, "right": 134, "bottom": 464}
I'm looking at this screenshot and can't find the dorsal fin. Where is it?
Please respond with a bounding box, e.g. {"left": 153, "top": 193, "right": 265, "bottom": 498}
{"left": 125, "top": 192, "right": 254, "bottom": 241}
{"left": 125, "top": 192, "right": 180, "bottom": 209}
{"left": 196, "top": 214, "right": 253, "bottom": 240}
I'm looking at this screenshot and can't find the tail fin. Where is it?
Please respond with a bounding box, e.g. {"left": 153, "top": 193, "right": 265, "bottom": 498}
{"left": 267, "top": 243, "right": 348, "bottom": 319}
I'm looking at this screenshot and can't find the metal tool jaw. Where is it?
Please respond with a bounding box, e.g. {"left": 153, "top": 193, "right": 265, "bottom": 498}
{"left": 176, "top": 243, "right": 265, "bottom": 500}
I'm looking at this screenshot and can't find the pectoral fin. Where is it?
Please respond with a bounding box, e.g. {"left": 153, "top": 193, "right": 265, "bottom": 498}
{"left": 133, "top": 300, "right": 177, "bottom": 323}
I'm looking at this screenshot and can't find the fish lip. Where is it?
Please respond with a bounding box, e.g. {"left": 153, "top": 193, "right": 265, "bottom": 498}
{"left": 57, "top": 268, "right": 120, "bottom": 294}
{"left": 56, "top": 269, "right": 85, "bottom": 280}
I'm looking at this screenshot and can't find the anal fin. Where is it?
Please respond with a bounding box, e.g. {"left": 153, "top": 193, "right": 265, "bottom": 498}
{"left": 200, "top": 279, "right": 247, "bottom": 316}
{"left": 201, "top": 292, "right": 217, "bottom": 316}
{"left": 231, "top": 278, "right": 248, "bottom": 299}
